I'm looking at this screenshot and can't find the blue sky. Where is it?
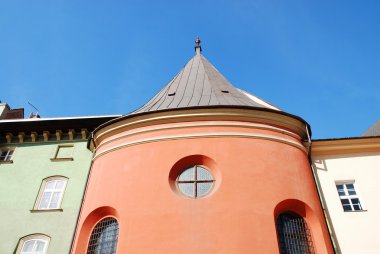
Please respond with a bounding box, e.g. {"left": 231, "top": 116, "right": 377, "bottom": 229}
{"left": 0, "top": 0, "right": 379, "bottom": 139}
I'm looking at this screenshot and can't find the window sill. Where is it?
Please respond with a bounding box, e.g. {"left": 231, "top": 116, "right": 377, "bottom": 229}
{"left": 50, "top": 158, "right": 73, "bottom": 161}
{"left": 0, "top": 160, "right": 13, "bottom": 164}
{"left": 30, "top": 209, "right": 63, "bottom": 213}
{"left": 343, "top": 209, "right": 368, "bottom": 212}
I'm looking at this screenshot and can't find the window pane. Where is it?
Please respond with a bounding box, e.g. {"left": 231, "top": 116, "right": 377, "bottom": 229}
{"left": 48, "top": 192, "right": 61, "bottom": 208}
{"left": 340, "top": 199, "right": 352, "bottom": 211}
{"left": 277, "top": 213, "right": 315, "bottom": 254}
{"left": 351, "top": 198, "right": 363, "bottom": 211}
{"left": 87, "top": 218, "right": 119, "bottom": 254}
{"left": 178, "top": 168, "right": 194, "bottom": 181}
{"left": 39, "top": 192, "right": 52, "bottom": 209}
{"left": 46, "top": 181, "right": 55, "bottom": 189}
{"left": 343, "top": 205, "right": 353, "bottom": 211}
{"left": 35, "top": 241, "right": 46, "bottom": 252}
{"left": 346, "top": 184, "right": 356, "bottom": 195}
{"left": 22, "top": 240, "right": 35, "bottom": 252}
{"left": 55, "top": 181, "right": 64, "bottom": 190}
{"left": 336, "top": 185, "right": 345, "bottom": 196}
{"left": 0, "top": 149, "right": 13, "bottom": 161}
{"left": 197, "top": 182, "right": 212, "bottom": 197}
{"left": 178, "top": 183, "right": 194, "bottom": 197}
{"left": 196, "top": 167, "right": 213, "bottom": 181}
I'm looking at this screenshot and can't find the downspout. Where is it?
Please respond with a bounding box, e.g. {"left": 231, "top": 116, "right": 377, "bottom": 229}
{"left": 305, "top": 125, "right": 340, "bottom": 254}
{"left": 69, "top": 132, "right": 97, "bottom": 253}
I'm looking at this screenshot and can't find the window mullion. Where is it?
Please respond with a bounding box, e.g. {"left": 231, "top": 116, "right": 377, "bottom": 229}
{"left": 343, "top": 184, "right": 349, "bottom": 196}
{"left": 194, "top": 166, "right": 197, "bottom": 198}
{"left": 348, "top": 198, "right": 355, "bottom": 211}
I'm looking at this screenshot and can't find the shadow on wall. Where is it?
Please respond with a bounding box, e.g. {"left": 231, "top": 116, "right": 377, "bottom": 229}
{"left": 75, "top": 206, "right": 119, "bottom": 253}
{"left": 273, "top": 199, "right": 328, "bottom": 253}
{"left": 313, "top": 159, "right": 328, "bottom": 171}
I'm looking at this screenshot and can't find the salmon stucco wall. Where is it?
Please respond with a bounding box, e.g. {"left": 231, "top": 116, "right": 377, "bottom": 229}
{"left": 72, "top": 117, "right": 333, "bottom": 253}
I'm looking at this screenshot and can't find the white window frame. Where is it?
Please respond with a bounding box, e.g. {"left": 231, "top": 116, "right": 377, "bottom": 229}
{"left": 16, "top": 234, "right": 50, "bottom": 254}
{"left": 33, "top": 176, "right": 68, "bottom": 211}
{"left": 0, "top": 147, "right": 15, "bottom": 162}
{"left": 335, "top": 181, "right": 365, "bottom": 212}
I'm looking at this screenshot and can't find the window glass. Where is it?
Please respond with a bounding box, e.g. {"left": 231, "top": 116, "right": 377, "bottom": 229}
{"left": 21, "top": 239, "right": 46, "bottom": 254}
{"left": 87, "top": 218, "right": 119, "bottom": 254}
{"left": 176, "top": 165, "right": 214, "bottom": 198}
{"left": 336, "top": 183, "right": 364, "bottom": 212}
{"left": 336, "top": 185, "right": 345, "bottom": 196}
{"left": 0, "top": 149, "right": 14, "bottom": 161}
{"left": 178, "top": 183, "right": 194, "bottom": 197}
{"left": 197, "top": 182, "right": 212, "bottom": 196}
{"left": 276, "top": 213, "right": 315, "bottom": 254}
{"left": 197, "top": 167, "right": 213, "bottom": 180}
{"left": 36, "top": 178, "right": 67, "bottom": 210}
{"left": 178, "top": 168, "right": 194, "bottom": 181}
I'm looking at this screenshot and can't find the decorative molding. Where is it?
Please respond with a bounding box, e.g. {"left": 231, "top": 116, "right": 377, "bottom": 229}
{"left": 93, "top": 131, "right": 307, "bottom": 161}
{"left": 1, "top": 129, "right": 88, "bottom": 144}
{"left": 31, "top": 132, "right": 38, "bottom": 142}
{"left": 5, "top": 133, "right": 13, "bottom": 143}
{"left": 95, "top": 121, "right": 302, "bottom": 151}
{"left": 56, "top": 130, "right": 63, "bottom": 141}
{"left": 81, "top": 128, "right": 89, "bottom": 139}
{"left": 18, "top": 132, "right": 25, "bottom": 143}
{"left": 43, "top": 131, "right": 50, "bottom": 142}
{"left": 312, "top": 137, "right": 380, "bottom": 155}
{"left": 68, "top": 129, "right": 75, "bottom": 140}
{"left": 93, "top": 108, "right": 308, "bottom": 146}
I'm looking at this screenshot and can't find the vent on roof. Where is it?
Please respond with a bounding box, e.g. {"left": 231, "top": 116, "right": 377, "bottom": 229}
{"left": 168, "top": 92, "right": 176, "bottom": 96}
{"left": 221, "top": 90, "right": 229, "bottom": 93}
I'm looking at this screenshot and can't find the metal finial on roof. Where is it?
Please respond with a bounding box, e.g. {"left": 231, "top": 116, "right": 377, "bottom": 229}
{"left": 195, "top": 36, "right": 202, "bottom": 54}
{"left": 195, "top": 36, "right": 201, "bottom": 46}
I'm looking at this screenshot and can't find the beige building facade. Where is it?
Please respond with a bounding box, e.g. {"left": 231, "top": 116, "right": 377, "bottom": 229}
{"left": 312, "top": 133, "right": 380, "bottom": 254}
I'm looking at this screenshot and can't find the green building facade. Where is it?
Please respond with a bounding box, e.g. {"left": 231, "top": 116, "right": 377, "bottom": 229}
{"left": 0, "top": 103, "right": 117, "bottom": 253}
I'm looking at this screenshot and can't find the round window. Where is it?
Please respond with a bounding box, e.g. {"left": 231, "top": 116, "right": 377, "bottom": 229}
{"left": 176, "top": 165, "right": 214, "bottom": 198}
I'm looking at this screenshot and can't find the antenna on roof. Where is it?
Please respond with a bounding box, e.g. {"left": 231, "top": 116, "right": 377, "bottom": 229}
{"left": 28, "top": 102, "right": 41, "bottom": 118}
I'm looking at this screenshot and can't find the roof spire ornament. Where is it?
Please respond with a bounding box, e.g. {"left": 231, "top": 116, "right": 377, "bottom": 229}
{"left": 195, "top": 36, "right": 202, "bottom": 55}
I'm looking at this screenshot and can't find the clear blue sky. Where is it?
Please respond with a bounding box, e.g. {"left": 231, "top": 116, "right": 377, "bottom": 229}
{"left": 0, "top": 1, "right": 379, "bottom": 139}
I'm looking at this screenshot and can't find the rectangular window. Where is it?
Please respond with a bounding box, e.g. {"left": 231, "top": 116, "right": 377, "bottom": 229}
{"left": 336, "top": 182, "right": 364, "bottom": 212}
{"left": 0, "top": 148, "right": 14, "bottom": 162}
{"left": 51, "top": 145, "right": 74, "bottom": 161}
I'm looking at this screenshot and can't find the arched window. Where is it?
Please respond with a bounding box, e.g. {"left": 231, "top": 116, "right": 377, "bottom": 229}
{"left": 87, "top": 217, "right": 119, "bottom": 254}
{"left": 34, "top": 176, "right": 68, "bottom": 210}
{"left": 16, "top": 234, "right": 50, "bottom": 254}
{"left": 276, "top": 212, "right": 315, "bottom": 254}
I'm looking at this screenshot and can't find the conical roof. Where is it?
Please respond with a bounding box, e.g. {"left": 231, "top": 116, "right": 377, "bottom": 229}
{"left": 131, "top": 45, "right": 280, "bottom": 115}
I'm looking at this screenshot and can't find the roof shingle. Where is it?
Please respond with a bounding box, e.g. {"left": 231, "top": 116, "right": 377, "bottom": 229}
{"left": 130, "top": 47, "right": 279, "bottom": 115}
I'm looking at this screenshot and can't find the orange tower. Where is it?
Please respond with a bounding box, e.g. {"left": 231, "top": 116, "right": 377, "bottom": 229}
{"left": 71, "top": 40, "right": 334, "bottom": 253}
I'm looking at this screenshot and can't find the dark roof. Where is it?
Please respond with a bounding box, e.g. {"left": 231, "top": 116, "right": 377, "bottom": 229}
{"left": 362, "top": 120, "right": 380, "bottom": 137}
{"left": 0, "top": 115, "right": 120, "bottom": 135}
{"left": 130, "top": 46, "right": 280, "bottom": 115}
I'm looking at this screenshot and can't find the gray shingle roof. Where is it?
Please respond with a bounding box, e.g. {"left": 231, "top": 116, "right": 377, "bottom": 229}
{"left": 130, "top": 47, "right": 280, "bottom": 115}
{"left": 362, "top": 120, "right": 380, "bottom": 137}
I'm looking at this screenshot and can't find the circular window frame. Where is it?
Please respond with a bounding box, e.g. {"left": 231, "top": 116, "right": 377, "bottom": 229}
{"left": 176, "top": 165, "right": 215, "bottom": 198}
